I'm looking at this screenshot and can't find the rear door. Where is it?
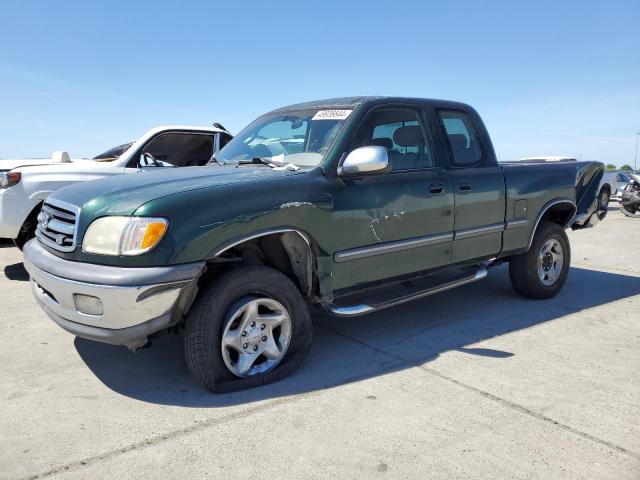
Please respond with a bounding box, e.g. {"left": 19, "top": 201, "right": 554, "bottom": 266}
{"left": 437, "top": 109, "right": 506, "bottom": 263}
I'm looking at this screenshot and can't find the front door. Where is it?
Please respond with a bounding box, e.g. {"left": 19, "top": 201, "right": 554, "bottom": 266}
{"left": 437, "top": 109, "right": 506, "bottom": 263}
{"left": 330, "top": 106, "right": 454, "bottom": 291}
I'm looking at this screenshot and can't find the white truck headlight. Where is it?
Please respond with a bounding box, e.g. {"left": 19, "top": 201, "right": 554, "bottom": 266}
{"left": 82, "top": 216, "right": 168, "bottom": 256}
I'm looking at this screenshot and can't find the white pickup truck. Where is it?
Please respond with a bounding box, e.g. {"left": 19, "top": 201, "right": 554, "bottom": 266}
{"left": 1, "top": 125, "right": 232, "bottom": 248}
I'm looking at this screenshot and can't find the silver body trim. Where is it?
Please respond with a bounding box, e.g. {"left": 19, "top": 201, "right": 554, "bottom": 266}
{"left": 208, "top": 228, "right": 311, "bottom": 258}
{"left": 454, "top": 222, "right": 505, "bottom": 240}
{"left": 505, "top": 218, "right": 528, "bottom": 230}
{"left": 329, "top": 265, "right": 488, "bottom": 317}
{"left": 527, "top": 199, "right": 577, "bottom": 249}
{"left": 333, "top": 232, "right": 453, "bottom": 263}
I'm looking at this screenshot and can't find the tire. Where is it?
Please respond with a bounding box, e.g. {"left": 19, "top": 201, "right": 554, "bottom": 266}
{"left": 597, "top": 187, "right": 610, "bottom": 220}
{"left": 621, "top": 204, "right": 640, "bottom": 218}
{"left": 509, "top": 221, "right": 571, "bottom": 299}
{"left": 184, "top": 266, "right": 312, "bottom": 393}
{"left": 13, "top": 217, "right": 37, "bottom": 250}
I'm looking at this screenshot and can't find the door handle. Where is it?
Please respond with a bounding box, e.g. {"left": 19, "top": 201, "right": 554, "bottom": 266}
{"left": 429, "top": 182, "right": 446, "bottom": 194}
{"left": 458, "top": 182, "right": 472, "bottom": 191}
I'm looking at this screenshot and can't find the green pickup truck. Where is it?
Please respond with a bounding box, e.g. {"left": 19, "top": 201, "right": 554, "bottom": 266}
{"left": 23, "top": 97, "right": 604, "bottom": 392}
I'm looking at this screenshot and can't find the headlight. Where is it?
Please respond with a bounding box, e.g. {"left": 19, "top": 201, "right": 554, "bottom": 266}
{"left": 0, "top": 171, "right": 21, "bottom": 188}
{"left": 82, "top": 216, "right": 168, "bottom": 256}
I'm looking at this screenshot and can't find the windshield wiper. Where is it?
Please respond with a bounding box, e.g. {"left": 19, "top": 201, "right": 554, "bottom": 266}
{"left": 236, "top": 157, "right": 274, "bottom": 167}
{"left": 236, "top": 157, "right": 300, "bottom": 171}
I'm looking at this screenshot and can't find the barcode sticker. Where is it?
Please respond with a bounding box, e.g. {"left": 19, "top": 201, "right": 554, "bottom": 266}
{"left": 312, "top": 110, "right": 353, "bottom": 121}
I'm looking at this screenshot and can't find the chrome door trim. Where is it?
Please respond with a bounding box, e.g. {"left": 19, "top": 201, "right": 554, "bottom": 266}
{"left": 333, "top": 232, "right": 453, "bottom": 263}
{"left": 453, "top": 222, "right": 504, "bottom": 240}
{"left": 505, "top": 218, "right": 528, "bottom": 230}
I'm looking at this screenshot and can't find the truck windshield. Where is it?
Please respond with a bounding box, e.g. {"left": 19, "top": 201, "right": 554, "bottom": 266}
{"left": 93, "top": 142, "right": 134, "bottom": 162}
{"left": 216, "top": 109, "right": 352, "bottom": 167}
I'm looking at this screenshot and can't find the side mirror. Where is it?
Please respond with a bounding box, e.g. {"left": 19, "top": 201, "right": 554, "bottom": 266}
{"left": 338, "top": 146, "right": 390, "bottom": 176}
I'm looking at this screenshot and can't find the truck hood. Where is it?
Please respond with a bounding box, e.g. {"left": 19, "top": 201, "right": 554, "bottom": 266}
{"left": 51, "top": 165, "right": 303, "bottom": 217}
{"left": 15, "top": 159, "right": 115, "bottom": 175}
{"left": 1, "top": 158, "right": 81, "bottom": 171}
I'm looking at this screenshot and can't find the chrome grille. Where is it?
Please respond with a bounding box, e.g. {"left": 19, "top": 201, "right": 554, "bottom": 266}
{"left": 35, "top": 200, "right": 79, "bottom": 252}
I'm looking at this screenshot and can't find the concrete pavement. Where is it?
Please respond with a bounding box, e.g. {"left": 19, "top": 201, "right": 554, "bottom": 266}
{"left": 0, "top": 207, "right": 638, "bottom": 479}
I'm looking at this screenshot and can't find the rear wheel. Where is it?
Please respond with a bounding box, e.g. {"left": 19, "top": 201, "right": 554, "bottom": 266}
{"left": 184, "top": 266, "right": 312, "bottom": 392}
{"left": 509, "top": 221, "right": 571, "bottom": 299}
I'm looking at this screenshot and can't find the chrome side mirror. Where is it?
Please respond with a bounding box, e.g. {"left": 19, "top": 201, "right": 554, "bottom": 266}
{"left": 338, "top": 146, "right": 390, "bottom": 176}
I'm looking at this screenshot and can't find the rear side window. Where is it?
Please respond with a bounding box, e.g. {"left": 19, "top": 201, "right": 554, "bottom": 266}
{"left": 438, "top": 110, "right": 483, "bottom": 167}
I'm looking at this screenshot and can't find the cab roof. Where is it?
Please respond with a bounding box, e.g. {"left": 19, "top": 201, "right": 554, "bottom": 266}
{"left": 268, "top": 96, "right": 473, "bottom": 114}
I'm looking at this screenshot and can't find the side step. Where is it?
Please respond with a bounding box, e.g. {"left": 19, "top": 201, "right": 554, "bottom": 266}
{"left": 328, "top": 265, "right": 488, "bottom": 317}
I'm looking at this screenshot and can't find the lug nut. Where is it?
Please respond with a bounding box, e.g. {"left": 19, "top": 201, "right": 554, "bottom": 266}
{"left": 241, "top": 331, "right": 247, "bottom": 337}
{"left": 262, "top": 336, "right": 267, "bottom": 342}
{"left": 253, "top": 345, "right": 258, "bottom": 352}
{"left": 243, "top": 343, "right": 248, "bottom": 349}
{"left": 251, "top": 321, "right": 256, "bottom": 327}
{"left": 260, "top": 324, "right": 266, "bottom": 330}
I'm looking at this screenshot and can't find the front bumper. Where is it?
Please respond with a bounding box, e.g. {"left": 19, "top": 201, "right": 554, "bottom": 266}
{"left": 23, "top": 239, "right": 205, "bottom": 349}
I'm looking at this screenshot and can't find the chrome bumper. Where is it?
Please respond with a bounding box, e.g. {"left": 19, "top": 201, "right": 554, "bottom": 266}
{"left": 23, "top": 239, "right": 205, "bottom": 348}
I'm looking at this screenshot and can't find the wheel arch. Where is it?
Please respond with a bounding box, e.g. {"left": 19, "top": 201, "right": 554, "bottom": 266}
{"left": 19, "top": 200, "right": 44, "bottom": 233}
{"left": 599, "top": 182, "right": 611, "bottom": 195}
{"left": 527, "top": 199, "right": 576, "bottom": 250}
{"left": 206, "top": 228, "right": 318, "bottom": 298}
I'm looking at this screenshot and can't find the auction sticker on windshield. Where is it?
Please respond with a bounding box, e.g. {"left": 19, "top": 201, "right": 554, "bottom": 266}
{"left": 312, "top": 110, "right": 352, "bottom": 120}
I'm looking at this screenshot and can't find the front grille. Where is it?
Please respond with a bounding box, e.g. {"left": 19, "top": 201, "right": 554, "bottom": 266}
{"left": 35, "top": 200, "right": 79, "bottom": 252}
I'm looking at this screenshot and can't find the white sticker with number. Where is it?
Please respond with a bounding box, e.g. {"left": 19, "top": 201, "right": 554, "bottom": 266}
{"left": 312, "top": 109, "right": 353, "bottom": 121}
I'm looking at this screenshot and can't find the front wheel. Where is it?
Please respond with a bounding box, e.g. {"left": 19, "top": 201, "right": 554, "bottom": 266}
{"left": 508, "top": 221, "right": 571, "bottom": 299}
{"left": 184, "top": 266, "right": 312, "bottom": 392}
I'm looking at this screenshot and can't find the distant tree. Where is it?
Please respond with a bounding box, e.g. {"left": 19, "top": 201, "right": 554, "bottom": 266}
{"left": 605, "top": 164, "right": 617, "bottom": 171}
{"left": 620, "top": 164, "right": 633, "bottom": 172}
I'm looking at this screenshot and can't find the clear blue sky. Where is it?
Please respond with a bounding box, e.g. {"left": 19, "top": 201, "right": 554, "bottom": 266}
{"left": 1, "top": 1, "right": 638, "bottom": 165}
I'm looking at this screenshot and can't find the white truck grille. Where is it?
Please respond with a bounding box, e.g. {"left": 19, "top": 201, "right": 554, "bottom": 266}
{"left": 35, "top": 200, "right": 79, "bottom": 252}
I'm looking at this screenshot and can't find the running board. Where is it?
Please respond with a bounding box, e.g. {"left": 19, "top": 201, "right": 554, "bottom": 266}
{"left": 328, "top": 265, "right": 488, "bottom": 317}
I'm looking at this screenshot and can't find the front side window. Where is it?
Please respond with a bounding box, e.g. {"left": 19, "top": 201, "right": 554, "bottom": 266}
{"left": 216, "top": 109, "right": 351, "bottom": 168}
{"left": 140, "top": 133, "right": 214, "bottom": 167}
{"left": 439, "top": 110, "right": 483, "bottom": 167}
{"left": 350, "top": 108, "right": 434, "bottom": 171}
